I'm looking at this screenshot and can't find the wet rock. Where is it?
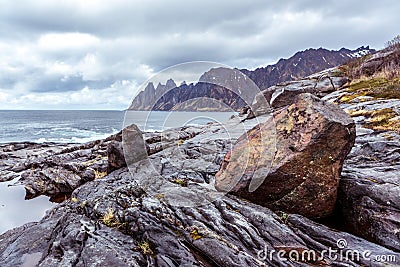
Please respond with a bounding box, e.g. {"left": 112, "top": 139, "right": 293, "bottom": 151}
{"left": 1, "top": 166, "right": 399, "bottom": 266}
{"left": 319, "top": 61, "right": 400, "bottom": 250}
{"left": 333, "top": 96, "right": 400, "bottom": 251}
{"left": 0, "top": 139, "right": 112, "bottom": 199}
{"left": 0, "top": 123, "right": 206, "bottom": 201}
{"left": 122, "top": 124, "right": 150, "bottom": 167}
{"left": 80, "top": 168, "right": 95, "bottom": 181}
{"left": 0, "top": 143, "right": 73, "bottom": 182}
{"left": 22, "top": 167, "right": 83, "bottom": 200}
{"left": 107, "top": 141, "right": 126, "bottom": 173}
{"left": 216, "top": 93, "right": 356, "bottom": 218}
{"left": 0, "top": 204, "right": 145, "bottom": 267}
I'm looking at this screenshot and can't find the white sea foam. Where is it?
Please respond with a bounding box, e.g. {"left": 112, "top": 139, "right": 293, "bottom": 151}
{"left": 33, "top": 130, "right": 119, "bottom": 144}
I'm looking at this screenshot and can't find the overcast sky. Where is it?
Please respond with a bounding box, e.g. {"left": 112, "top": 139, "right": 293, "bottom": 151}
{"left": 0, "top": 0, "right": 399, "bottom": 110}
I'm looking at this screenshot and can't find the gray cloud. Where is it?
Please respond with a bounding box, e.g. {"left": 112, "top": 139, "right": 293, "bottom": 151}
{"left": 0, "top": 0, "right": 399, "bottom": 109}
{"left": 30, "top": 74, "right": 111, "bottom": 93}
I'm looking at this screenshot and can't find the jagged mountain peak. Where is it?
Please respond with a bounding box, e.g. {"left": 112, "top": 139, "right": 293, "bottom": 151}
{"left": 165, "top": 78, "right": 177, "bottom": 88}
{"left": 145, "top": 82, "right": 155, "bottom": 90}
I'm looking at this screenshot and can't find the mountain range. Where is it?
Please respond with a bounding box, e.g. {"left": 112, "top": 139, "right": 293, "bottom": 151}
{"left": 129, "top": 46, "right": 374, "bottom": 111}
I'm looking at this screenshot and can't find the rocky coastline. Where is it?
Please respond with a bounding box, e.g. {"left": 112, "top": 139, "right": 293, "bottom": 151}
{"left": 1, "top": 51, "right": 400, "bottom": 266}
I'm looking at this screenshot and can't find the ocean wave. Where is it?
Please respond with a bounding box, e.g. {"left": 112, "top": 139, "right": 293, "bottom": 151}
{"left": 33, "top": 130, "right": 119, "bottom": 144}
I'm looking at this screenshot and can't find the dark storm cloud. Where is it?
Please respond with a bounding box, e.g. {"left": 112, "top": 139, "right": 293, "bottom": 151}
{"left": 0, "top": 0, "right": 399, "bottom": 109}
{"left": 0, "top": 0, "right": 266, "bottom": 38}
{"left": 30, "top": 74, "right": 111, "bottom": 93}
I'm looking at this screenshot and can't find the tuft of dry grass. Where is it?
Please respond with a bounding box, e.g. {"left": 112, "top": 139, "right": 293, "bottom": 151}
{"left": 100, "top": 208, "right": 125, "bottom": 228}
{"left": 137, "top": 240, "right": 155, "bottom": 255}
{"left": 189, "top": 229, "right": 203, "bottom": 240}
{"left": 94, "top": 170, "right": 107, "bottom": 179}
{"left": 177, "top": 139, "right": 184, "bottom": 146}
{"left": 170, "top": 178, "right": 188, "bottom": 187}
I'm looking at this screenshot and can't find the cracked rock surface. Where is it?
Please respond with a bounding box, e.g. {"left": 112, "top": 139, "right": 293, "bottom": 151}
{"left": 0, "top": 111, "right": 399, "bottom": 266}
{"left": 323, "top": 92, "right": 400, "bottom": 252}
{"left": 1, "top": 166, "right": 399, "bottom": 266}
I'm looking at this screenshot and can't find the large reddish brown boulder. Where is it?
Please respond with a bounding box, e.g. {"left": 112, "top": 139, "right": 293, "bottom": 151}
{"left": 215, "top": 93, "right": 356, "bottom": 218}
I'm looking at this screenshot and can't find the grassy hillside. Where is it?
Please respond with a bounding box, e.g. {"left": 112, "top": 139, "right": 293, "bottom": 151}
{"left": 335, "top": 36, "right": 400, "bottom": 133}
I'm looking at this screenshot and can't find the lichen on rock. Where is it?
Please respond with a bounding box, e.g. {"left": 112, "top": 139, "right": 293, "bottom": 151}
{"left": 216, "top": 93, "right": 356, "bottom": 218}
